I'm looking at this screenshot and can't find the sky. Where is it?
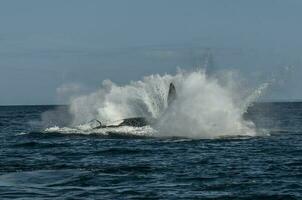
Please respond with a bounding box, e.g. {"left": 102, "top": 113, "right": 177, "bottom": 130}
{"left": 1, "top": 0, "right": 302, "bottom": 105}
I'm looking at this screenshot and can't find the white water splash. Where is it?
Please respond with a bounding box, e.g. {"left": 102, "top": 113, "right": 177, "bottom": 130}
{"left": 44, "top": 125, "right": 155, "bottom": 137}
{"left": 46, "top": 70, "right": 268, "bottom": 139}
{"left": 69, "top": 75, "right": 172, "bottom": 126}
{"left": 155, "top": 71, "right": 258, "bottom": 138}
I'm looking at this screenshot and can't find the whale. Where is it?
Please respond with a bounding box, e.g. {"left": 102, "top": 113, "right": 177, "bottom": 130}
{"left": 93, "top": 83, "right": 176, "bottom": 129}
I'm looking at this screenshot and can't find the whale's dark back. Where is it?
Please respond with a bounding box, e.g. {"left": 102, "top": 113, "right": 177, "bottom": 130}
{"left": 119, "top": 117, "right": 148, "bottom": 127}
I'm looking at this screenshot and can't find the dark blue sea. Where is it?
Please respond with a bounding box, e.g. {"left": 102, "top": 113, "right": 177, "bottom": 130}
{"left": 1, "top": 103, "right": 302, "bottom": 199}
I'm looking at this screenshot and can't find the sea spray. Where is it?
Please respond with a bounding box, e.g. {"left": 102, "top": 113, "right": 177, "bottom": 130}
{"left": 62, "top": 70, "right": 263, "bottom": 138}
{"left": 155, "top": 71, "right": 256, "bottom": 138}
{"left": 69, "top": 74, "right": 173, "bottom": 126}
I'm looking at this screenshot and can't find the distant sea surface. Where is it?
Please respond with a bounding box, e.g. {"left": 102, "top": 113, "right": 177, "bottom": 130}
{"left": 1, "top": 103, "right": 302, "bottom": 199}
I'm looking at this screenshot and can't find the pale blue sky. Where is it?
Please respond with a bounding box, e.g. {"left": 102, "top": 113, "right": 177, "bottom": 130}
{"left": 1, "top": 0, "right": 302, "bottom": 105}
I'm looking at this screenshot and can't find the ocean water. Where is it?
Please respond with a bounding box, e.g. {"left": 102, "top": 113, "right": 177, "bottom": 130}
{"left": 1, "top": 103, "right": 302, "bottom": 199}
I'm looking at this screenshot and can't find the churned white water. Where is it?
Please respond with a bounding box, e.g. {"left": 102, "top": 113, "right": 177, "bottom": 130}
{"left": 45, "top": 70, "right": 268, "bottom": 139}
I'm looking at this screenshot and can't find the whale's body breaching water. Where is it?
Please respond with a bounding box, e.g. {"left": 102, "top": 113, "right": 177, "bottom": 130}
{"left": 44, "top": 70, "right": 267, "bottom": 139}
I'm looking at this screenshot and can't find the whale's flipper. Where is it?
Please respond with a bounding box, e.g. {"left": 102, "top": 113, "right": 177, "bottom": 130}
{"left": 94, "top": 120, "right": 105, "bottom": 129}
{"left": 167, "top": 82, "right": 177, "bottom": 106}
{"left": 96, "top": 120, "right": 102, "bottom": 126}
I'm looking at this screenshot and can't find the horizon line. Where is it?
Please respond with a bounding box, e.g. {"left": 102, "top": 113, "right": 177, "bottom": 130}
{"left": 1, "top": 100, "right": 302, "bottom": 107}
